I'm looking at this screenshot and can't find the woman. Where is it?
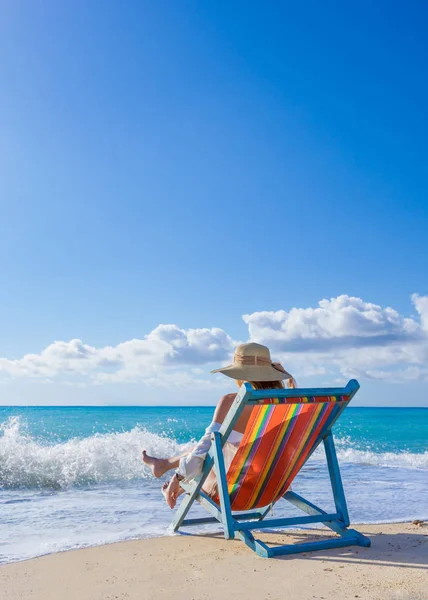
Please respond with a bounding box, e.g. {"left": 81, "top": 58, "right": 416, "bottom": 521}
{"left": 142, "top": 342, "right": 296, "bottom": 508}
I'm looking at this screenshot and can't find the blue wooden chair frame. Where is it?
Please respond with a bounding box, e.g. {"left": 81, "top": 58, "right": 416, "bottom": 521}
{"left": 171, "top": 380, "right": 371, "bottom": 558}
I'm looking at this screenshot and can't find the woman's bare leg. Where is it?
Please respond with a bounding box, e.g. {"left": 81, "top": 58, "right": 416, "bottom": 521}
{"left": 142, "top": 448, "right": 194, "bottom": 478}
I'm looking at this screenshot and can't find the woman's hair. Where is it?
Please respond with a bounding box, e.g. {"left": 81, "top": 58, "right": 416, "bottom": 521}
{"left": 250, "top": 380, "right": 285, "bottom": 390}
{"left": 237, "top": 377, "right": 297, "bottom": 390}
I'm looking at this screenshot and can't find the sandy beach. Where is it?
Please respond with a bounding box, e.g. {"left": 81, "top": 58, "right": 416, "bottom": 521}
{"left": 1, "top": 522, "right": 426, "bottom": 600}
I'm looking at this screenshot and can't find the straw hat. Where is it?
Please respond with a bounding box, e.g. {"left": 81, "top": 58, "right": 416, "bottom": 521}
{"left": 211, "top": 342, "right": 292, "bottom": 382}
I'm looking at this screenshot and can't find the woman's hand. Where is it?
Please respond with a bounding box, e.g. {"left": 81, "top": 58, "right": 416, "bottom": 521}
{"left": 162, "top": 475, "right": 182, "bottom": 509}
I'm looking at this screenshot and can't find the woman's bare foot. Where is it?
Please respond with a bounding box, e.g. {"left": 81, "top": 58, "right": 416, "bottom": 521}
{"left": 142, "top": 450, "right": 169, "bottom": 478}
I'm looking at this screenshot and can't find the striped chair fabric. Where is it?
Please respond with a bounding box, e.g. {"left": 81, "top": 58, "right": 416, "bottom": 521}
{"left": 226, "top": 395, "right": 348, "bottom": 511}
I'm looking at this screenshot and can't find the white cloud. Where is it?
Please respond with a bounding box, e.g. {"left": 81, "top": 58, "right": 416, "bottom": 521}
{"left": 412, "top": 293, "right": 428, "bottom": 332}
{"left": 0, "top": 294, "right": 427, "bottom": 387}
{"left": 0, "top": 326, "right": 237, "bottom": 386}
{"left": 0, "top": 339, "right": 102, "bottom": 378}
{"left": 243, "top": 295, "right": 421, "bottom": 352}
{"left": 244, "top": 294, "right": 428, "bottom": 382}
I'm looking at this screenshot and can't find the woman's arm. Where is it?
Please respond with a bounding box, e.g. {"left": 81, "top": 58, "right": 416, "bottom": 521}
{"left": 175, "top": 393, "right": 236, "bottom": 482}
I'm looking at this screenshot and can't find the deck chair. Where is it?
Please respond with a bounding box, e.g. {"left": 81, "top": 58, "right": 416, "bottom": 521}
{"left": 171, "top": 379, "right": 370, "bottom": 557}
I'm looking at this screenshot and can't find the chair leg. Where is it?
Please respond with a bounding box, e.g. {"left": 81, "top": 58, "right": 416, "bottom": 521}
{"left": 171, "top": 475, "right": 209, "bottom": 532}
{"left": 234, "top": 530, "right": 272, "bottom": 558}
{"left": 212, "top": 432, "right": 235, "bottom": 539}
{"left": 284, "top": 491, "right": 371, "bottom": 548}
{"left": 171, "top": 487, "right": 198, "bottom": 532}
{"left": 323, "top": 432, "right": 350, "bottom": 527}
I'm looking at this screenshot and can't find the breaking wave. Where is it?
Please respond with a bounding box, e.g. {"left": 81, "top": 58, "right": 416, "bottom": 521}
{"left": 0, "top": 416, "right": 427, "bottom": 490}
{"left": 0, "top": 417, "right": 192, "bottom": 489}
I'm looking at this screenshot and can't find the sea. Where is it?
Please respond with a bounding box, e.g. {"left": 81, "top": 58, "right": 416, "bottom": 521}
{"left": 0, "top": 406, "right": 427, "bottom": 564}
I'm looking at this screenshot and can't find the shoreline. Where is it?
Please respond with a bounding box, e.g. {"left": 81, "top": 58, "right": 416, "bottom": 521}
{"left": 1, "top": 522, "right": 426, "bottom": 600}
{"left": 3, "top": 518, "right": 427, "bottom": 567}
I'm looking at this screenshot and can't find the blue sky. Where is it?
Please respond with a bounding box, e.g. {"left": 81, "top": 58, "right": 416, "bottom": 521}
{"left": 1, "top": 1, "right": 427, "bottom": 406}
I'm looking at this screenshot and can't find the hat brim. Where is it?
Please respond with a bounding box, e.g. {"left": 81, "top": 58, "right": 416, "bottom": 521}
{"left": 211, "top": 364, "right": 292, "bottom": 382}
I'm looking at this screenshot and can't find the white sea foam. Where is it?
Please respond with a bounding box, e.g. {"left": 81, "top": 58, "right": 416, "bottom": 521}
{"left": 333, "top": 448, "right": 428, "bottom": 469}
{"left": 312, "top": 437, "right": 428, "bottom": 469}
{"left": 0, "top": 416, "right": 427, "bottom": 491}
{"left": 0, "top": 417, "right": 193, "bottom": 489}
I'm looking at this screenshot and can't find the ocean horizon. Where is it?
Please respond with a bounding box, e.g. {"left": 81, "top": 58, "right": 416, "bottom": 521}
{"left": 1, "top": 405, "right": 427, "bottom": 565}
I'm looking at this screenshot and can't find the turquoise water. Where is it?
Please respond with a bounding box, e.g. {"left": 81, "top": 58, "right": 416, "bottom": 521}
{"left": 1, "top": 406, "right": 427, "bottom": 563}
{"left": 1, "top": 406, "right": 427, "bottom": 453}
